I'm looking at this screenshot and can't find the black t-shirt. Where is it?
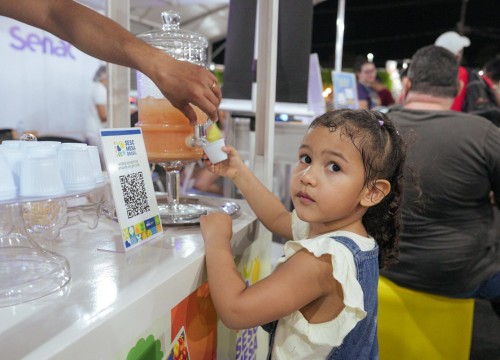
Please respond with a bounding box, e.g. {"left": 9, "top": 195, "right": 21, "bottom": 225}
{"left": 381, "top": 107, "right": 500, "bottom": 296}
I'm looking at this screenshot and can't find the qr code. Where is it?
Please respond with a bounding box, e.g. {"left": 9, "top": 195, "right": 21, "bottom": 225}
{"left": 119, "top": 171, "right": 150, "bottom": 219}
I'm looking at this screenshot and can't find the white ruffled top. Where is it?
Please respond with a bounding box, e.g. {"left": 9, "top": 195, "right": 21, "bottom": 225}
{"left": 271, "top": 210, "right": 375, "bottom": 359}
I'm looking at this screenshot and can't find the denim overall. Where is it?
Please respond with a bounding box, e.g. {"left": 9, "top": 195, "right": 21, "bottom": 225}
{"left": 263, "top": 236, "right": 379, "bottom": 360}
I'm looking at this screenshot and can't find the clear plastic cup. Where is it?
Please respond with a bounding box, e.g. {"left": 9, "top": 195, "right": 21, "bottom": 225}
{"left": 19, "top": 148, "right": 66, "bottom": 197}
{"left": 4, "top": 141, "right": 62, "bottom": 191}
{"left": 0, "top": 151, "right": 17, "bottom": 200}
{"left": 1, "top": 140, "right": 21, "bottom": 149}
{"left": 203, "top": 138, "right": 227, "bottom": 164}
{"left": 1, "top": 146, "right": 23, "bottom": 189}
{"left": 58, "top": 144, "right": 95, "bottom": 192}
{"left": 19, "top": 141, "right": 61, "bottom": 151}
{"left": 58, "top": 143, "right": 87, "bottom": 150}
{"left": 20, "top": 141, "right": 61, "bottom": 151}
{"left": 87, "top": 146, "right": 105, "bottom": 184}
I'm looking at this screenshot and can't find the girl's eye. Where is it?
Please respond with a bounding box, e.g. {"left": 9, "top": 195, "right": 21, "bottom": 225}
{"left": 327, "top": 163, "right": 341, "bottom": 172}
{"left": 299, "top": 154, "right": 311, "bottom": 164}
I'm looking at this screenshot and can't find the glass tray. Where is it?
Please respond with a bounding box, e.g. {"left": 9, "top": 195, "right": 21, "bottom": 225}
{"left": 156, "top": 193, "right": 241, "bottom": 226}
{"left": 0, "top": 184, "right": 109, "bottom": 307}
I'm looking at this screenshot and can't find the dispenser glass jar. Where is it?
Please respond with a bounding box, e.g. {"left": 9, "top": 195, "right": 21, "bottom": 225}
{"left": 135, "top": 11, "right": 209, "bottom": 163}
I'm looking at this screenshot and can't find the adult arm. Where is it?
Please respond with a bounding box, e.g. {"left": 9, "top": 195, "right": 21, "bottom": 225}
{"left": 483, "top": 75, "right": 500, "bottom": 106}
{"left": 0, "top": 0, "right": 221, "bottom": 123}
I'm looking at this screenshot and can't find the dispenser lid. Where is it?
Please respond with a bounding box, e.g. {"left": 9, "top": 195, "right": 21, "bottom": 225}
{"left": 136, "top": 11, "right": 208, "bottom": 66}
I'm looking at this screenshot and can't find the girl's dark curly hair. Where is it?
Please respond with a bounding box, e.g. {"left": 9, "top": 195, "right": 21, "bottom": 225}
{"left": 309, "top": 109, "right": 407, "bottom": 269}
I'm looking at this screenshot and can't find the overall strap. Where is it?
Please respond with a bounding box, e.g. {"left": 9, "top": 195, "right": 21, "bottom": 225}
{"left": 331, "top": 236, "right": 362, "bottom": 254}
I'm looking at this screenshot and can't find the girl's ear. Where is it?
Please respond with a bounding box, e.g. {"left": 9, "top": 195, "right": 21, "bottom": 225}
{"left": 360, "top": 179, "right": 391, "bottom": 207}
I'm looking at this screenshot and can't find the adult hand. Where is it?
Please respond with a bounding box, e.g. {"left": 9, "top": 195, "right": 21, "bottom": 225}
{"left": 149, "top": 54, "right": 222, "bottom": 125}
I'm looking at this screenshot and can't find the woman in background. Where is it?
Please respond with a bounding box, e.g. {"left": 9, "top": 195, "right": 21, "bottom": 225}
{"left": 85, "top": 65, "right": 107, "bottom": 148}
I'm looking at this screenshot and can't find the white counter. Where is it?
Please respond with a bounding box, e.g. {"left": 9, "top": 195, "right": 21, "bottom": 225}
{"left": 0, "top": 197, "right": 259, "bottom": 359}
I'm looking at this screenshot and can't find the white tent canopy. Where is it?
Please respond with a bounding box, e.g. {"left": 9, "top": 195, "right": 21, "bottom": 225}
{"left": 83, "top": 0, "right": 327, "bottom": 127}
{"left": 81, "top": 0, "right": 325, "bottom": 50}
{"left": 82, "top": 0, "right": 229, "bottom": 46}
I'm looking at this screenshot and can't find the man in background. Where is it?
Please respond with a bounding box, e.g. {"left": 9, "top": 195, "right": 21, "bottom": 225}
{"left": 382, "top": 45, "right": 500, "bottom": 318}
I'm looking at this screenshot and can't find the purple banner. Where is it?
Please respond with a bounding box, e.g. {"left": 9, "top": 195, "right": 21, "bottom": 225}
{"left": 9, "top": 25, "right": 75, "bottom": 59}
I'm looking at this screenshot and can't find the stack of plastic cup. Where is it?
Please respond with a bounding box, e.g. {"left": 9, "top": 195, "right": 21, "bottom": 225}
{"left": 19, "top": 147, "right": 66, "bottom": 197}
{"left": 1, "top": 140, "right": 21, "bottom": 148}
{"left": 20, "top": 141, "right": 61, "bottom": 151}
{"left": 1, "top": 136, "right": 109, "bottom": 199}
{"left": 0, "top": 151, "right": 17, "bottom": 200}
{"left": 1, "top": 141, "right": 23, "bottom": 190}
{"left": 87, "top": 145, "right": 106, "bottom": 184}
{"left": 58, "top": 143, "right": 96, "bottom": 192}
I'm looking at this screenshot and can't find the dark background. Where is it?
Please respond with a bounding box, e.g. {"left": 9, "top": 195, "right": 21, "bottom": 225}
{"left": 214, "top": 0, "right": 500, "bottom": 70}
{"left": 221, "top": 0, "right": 313, "bottom": 103}
{"left": 312, "top": 0, "right": 500, "bottom": 69}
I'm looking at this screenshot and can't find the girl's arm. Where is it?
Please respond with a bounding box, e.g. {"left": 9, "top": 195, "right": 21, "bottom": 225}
{"left": 208, "top": 145, "right": 293, "bottom": 239}
{"left": 200, "top": 213, "right": 337, "bottom": 330}
{"left": 0, "top": 0, "right": 221, "bottom": 123}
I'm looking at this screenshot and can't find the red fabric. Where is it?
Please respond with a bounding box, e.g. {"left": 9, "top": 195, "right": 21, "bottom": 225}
{"left": 451, "top": 66, "right": 468, "bottom": 111}
{"left": 483, "top": 74, "right": 495, "bottom": 88}
{"left": 377, "top": 88, "right": 395, "bottom": 106}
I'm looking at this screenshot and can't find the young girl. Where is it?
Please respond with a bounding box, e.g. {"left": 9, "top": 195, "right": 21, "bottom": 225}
{"left": 199, "top": 109, "right": 406, "bottom": 359}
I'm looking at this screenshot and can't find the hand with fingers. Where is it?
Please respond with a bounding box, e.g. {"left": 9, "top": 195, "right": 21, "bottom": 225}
{"left": 202, "top": 145, "right": 247, "bottom": 181}
{"left": 149, "top": 55, "right": 222, "bottom": 125}
{"left": 200, "top": 212, "right": 233, "bottom": 246}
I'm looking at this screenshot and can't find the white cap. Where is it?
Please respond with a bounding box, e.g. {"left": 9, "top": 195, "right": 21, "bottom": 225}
{"left": 434, "top": 31, "right": 470, "bottom": 56}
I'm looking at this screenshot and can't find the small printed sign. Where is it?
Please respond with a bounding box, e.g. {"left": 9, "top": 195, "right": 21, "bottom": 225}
{"left": 332, "top": 71, "right": 359, "bottom": 110}
{"left": 100, "top": 128, "right": 162, "bottom": 252}
{"left": 165, "top": 326, "right": 191, "bottom": 360}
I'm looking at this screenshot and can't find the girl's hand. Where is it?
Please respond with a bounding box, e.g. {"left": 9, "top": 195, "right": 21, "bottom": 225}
{"left": 202, "top": 145, "right": 246, "bottom": 181}
{"left": 200, "top": 212, "right": 233, "bottom": 245}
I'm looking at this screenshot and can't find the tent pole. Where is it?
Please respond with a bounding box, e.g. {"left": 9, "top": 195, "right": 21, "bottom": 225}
{"left": 106, "top": 0, "right": 131, "bottom": 129}
{"left": 334, "top": 0, "right": 346, "bottom": 72}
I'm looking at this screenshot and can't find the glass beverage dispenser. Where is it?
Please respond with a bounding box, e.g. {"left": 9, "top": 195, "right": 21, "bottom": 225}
{"left": 135, "top": 11, "right": 210, "bottom": 223}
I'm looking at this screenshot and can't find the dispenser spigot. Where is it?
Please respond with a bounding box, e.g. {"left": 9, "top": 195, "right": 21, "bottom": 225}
{"left": 190, "top": 124, "right": 208, "bottom": 148}
{"left": 190, "top": 119, "right": 216, "bottom": 148}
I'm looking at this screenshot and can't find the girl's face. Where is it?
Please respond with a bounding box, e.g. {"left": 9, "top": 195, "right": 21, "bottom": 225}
{"left": 290, "top": 126, "right": 369, "bottom": 236}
